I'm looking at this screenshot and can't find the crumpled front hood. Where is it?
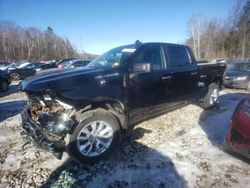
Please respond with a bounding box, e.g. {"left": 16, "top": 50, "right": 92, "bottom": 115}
{"left": 19, "top": 66, "right": 108, "bottom": 92}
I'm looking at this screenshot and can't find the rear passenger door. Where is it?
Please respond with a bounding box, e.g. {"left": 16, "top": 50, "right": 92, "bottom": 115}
{"left": 166, "top": 45, "right": 200, "bottom": 101}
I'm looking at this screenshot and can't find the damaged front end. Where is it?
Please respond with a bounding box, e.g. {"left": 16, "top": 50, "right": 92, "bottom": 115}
{"left": 21, "top": 92, "right": 76, "bottom": 159}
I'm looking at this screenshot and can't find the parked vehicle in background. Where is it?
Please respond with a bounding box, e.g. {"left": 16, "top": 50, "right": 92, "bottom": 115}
{"left": 211, "top": 59, "right": 227, "bottom": 64}
{"left": 0, "top": 69, "right": 11, "bottom": 92}
{"left": 63, "top": 59, "right": 91, "bottom": 69}
{"left": 7, "top": 61, "right": 26, "bottom": 70}
{"left": 223, "top": 62, "right": 250, "bottom": 90}
{"left": 0, "top": 61, "right": 11, "bottom": 70}
{"left": 38, "top": 58, "right": 76, "bottom": 71}
{"left": 20, "top": 42, "right": 226, "bottom": 162}
{"left": 226, "top": 97, "right": 250, "bottom": 158}
{"left": 8, "top": 62, "right": 43, "bottom": 80}
{"left": 56, "top": 58, "right": 76, "bottom": 66}
{"left": 197, "top": 60, "right": 208, "bottom": 64}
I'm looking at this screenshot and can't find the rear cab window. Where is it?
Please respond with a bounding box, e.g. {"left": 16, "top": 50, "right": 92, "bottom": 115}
{"left": 167, "top": 46, "right": 191, "bottom": 68}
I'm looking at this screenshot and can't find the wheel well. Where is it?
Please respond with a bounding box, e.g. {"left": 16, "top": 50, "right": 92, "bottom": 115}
{"left": 76, "top": 101, "right": 128, "bottom": 130}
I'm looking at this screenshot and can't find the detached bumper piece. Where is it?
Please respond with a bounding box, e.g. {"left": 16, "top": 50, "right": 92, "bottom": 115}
{"left": 21, "top": 110, "right": 65, "bottom": 159}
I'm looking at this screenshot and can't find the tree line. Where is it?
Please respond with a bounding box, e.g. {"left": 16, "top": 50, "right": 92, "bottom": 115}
{"left": 186, "top": 0, "right": 250, "bottom": 61}
{"left": 0, "top": 21, "right": 96, "bottom": 61}
{"left": 1, "top": 1, "right": 249, "bottom": 62}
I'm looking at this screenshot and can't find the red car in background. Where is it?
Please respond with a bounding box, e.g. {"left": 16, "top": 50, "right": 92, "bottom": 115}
{"left": 227, "top": 97, "right": 250, "bottom": 158}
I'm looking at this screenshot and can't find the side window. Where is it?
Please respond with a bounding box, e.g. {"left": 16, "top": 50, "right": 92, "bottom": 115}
{"left": 133, "top": 46, "right": 165, "bottom": 71}
{"left": 25, "top": 64, "right": 35, "bottom": 69}
{"left": 168, "top": 47, "right": 190, "bottom": 68}
{"left": 74, "top": 62, "right": 82, "bottom": 67}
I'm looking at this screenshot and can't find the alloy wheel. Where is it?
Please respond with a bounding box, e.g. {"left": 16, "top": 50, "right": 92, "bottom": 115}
{"left": 10, "top": 73, "right": 20, "bottom": 80}
{"left": 76, "top": 120, "right": 113, "bottom": 157}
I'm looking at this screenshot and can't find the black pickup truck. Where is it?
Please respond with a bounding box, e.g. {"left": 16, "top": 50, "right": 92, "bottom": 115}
{"left": 20, "top": 42, "right": 226, "bottom": 162}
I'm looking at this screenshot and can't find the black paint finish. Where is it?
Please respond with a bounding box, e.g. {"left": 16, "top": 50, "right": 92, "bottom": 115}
{"left": 20, "top": 43, "right": 226, "bottom": 126}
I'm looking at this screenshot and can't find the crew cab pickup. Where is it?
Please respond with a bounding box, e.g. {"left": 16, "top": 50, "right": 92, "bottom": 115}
{"left": 20, "top": 42, "right": 226, "bottom": 162}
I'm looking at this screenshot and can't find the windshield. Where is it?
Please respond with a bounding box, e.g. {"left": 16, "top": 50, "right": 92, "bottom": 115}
{"left": 18, "top": 62, "right": 30, "bottom": 68}
{"left": 86, "top": 45, "right": 137, "bottom": 69}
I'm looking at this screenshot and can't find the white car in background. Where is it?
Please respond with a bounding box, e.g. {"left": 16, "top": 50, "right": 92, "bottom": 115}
{"left": 0, "top": 61, "right": 11, "bottom": 70}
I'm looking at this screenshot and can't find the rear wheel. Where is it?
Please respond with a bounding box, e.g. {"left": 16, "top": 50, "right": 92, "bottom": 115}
{"left": 10, "top": 72, "right": 20, "bottom": 80}
{"left": 200, "top": 82, "right": 219, "bottom": 109}
{"left": 0, "top": 80, "right": 8, "bottom": 92}
{"left": 67, "top": 109, "right": 121, "bottom": 163}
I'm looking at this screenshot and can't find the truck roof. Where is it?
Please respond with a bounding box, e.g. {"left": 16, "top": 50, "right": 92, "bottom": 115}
{"left": 119, "top": 42, "right": 190, "bottom": 50}
{"left": 143, "top": 42, "right": 189, "bottom": 47}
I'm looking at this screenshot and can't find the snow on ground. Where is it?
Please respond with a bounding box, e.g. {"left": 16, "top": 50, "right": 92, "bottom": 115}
{"left": 158, "top": 91, "right": 250, "bottom": 188}
{"left": 0, "top": 83, "right": 249, "bottom": 188}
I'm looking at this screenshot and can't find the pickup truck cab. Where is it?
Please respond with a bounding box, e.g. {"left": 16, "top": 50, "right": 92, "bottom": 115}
{"left": 20, "top": 42, "right": 226, "bottom": 162}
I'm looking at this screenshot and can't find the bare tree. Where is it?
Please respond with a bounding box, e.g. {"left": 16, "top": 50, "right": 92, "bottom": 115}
{"left": 187, "top": 14, "right": 207, "bottom": 60}
{"left": 186, "top": 0, "right": 250, "bottom": 61}
{"left": 0, "top": 21, "right": 86, "bottom": 61}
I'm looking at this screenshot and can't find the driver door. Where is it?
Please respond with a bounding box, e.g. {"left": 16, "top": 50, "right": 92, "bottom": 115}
{"left": 126, "top": 45, "right": 172, "bottom": 124}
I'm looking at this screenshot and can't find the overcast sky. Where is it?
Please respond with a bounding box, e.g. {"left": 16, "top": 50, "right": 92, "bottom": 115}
{"left": 0, "top": 0, "right": 242, "bottom": 54}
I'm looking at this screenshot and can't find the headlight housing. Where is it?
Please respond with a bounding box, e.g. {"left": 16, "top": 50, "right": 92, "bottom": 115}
{"left": 236, "top": 76, "right": 247, "bottom": 81}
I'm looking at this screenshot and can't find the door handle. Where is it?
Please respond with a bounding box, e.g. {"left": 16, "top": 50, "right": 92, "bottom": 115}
{"left": 190, "top": 72, "right": 198, "bottom": 75}
{"left": 162, "top": 76, "right": 172, "bottom": 80}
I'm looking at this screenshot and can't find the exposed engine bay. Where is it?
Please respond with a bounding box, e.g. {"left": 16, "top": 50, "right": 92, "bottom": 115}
{"left": 28, "top": 94, "right": 76, "bottom": 136}
{"left": 22, "top": 93, "right": 77, "bottom": 158}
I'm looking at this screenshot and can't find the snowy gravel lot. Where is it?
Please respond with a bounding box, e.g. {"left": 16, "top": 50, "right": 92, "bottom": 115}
{"left": 0, "top": 83, "right": 249, "bottom": 188}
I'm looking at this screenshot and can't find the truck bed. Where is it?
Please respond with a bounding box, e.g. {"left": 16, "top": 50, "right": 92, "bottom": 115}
{"left": 198, "top": 62, "right": 227, "bottom": 87}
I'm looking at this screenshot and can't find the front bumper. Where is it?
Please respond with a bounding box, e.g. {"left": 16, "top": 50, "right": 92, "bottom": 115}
{"left": 21, "top": 109, "right": 65, "bottom": 159}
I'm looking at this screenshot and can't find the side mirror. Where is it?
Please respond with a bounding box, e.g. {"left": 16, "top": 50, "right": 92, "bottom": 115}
{"left": 131, "top": 63, "right": 151, "bottom": 73}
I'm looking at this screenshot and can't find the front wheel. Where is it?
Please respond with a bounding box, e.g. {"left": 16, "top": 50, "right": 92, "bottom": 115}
{"left": 200, "top": 82, "right": 219, "bottom": 109}
{"left": 67, "top": 109, "right": 121, "bottom": 163}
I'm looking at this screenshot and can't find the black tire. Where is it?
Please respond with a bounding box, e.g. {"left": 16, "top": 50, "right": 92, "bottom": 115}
{"left": 200, "top": 82, "right": 219, "bottom": 109}
{"left": 10, "top": 72, "right": 20, "bottom": 80}
{"left": 0, "top": 80, "right": 8, "bottom": 92}
{"left": 67, "top": 109, "right": 121, "bottom": 163}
